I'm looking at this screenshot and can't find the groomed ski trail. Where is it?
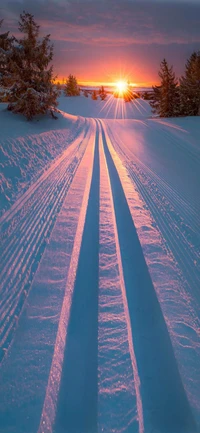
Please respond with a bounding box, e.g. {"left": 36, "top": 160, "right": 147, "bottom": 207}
{"left": 0, "top": 122, "right": 90, "bottom": 362}
{"left": 105, "top": 123, "right": 200, "bottom": 311}
{"left": 0, "top": 117, "right": 199, "bottom": 433}
{"left": 99, "top": 120, "right": 197, "bottom": 433}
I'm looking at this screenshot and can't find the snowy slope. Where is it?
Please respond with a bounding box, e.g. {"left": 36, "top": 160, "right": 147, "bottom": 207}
{"left": 101, "top": 119, "right": 200, "bottom": 431}
{"left": 58, "top": 94, "right": 152, "bottom": 119}
{"left": 0, "top": 97, "right": 200, "bottom": 433}
{"left": 0, "top": 96, "right": 151, "bottom": 215}
{"left": 0, "top": 103, "right": 85, "bottom": 214}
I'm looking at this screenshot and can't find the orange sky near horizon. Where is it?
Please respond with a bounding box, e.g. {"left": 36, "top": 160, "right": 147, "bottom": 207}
{"left": 56, "top": 79, "right": 155, "bottom": 88}
{"left": 3, "top": 0, "right": 200, "bottom": 90}
{"left": 54, "top": 58, "right": 160, "bottom": 88}
{"left": 54, "top": 56, "right": 160, "bottom": 88}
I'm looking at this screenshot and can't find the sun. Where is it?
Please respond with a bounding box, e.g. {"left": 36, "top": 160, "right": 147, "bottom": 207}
{"left": 116, "top": 80, "right": 128, "bottom": 94}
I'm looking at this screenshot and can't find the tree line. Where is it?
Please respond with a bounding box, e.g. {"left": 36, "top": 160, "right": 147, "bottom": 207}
{"left": 84, "top": 86, "right": 107, "bottom": 100}
{"left": 150, "top": 55, "right": 200, "bottom": 117}
{"left": 1, "top": 12, "right": 200, "bottom": 120}
{"left": 63, "top": 78, "right": 107, "bottom": 101}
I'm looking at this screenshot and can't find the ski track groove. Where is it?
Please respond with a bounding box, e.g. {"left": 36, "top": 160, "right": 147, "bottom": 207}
{"left": 0, "top": 177, "right": 72, "bottom": 342}
{"left": 0, "top": 122, "right": 90, "bottom": 260}
{"left": 157, "top": 125, "right": 200, "bottom": 164}
{"left": 0, "top": 154, "right": 79, "bottom": 282}
{"left": 127, "top": 165, "right": 200, "bottom": 320}
{"left": 98, "top": 120, "right": 143, "bottom": 433}
{"left": 38, "top": 119, "right": 97, "bottom": 433}
{"left": 0, "top": 118, "right": 88, "bottom": 224}
{"left": 0, "top": 124, "right": 90, "bottom": 360}
{"left": 0, "top": 162, "right": 78, "bottom": 308}
{"left": 105, "top": 125, "right": 200, "bottom": 309}
{"left": 145, "top": 121, "right": 200, "bottom": 214}
{"left": 0, "top": 116, "right": 199, "bottom": 433}
{"left": 99, "top": 120, "right": 197, "bottom": 433}
{"left": 106, "top": 124, "right": 199, "bottom": 230}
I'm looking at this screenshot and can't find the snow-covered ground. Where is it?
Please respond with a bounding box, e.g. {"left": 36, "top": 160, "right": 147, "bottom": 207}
{"left": 0, "top": 102, "right": 87, "bottom": 214}
{"left": 59, "top": 93, "right": 152, "bottom": 119}
{"left": 0, "top": 95, "right": 200, "bottom": 433}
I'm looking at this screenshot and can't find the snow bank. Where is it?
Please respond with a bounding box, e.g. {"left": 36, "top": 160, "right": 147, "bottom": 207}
{"left": 0, "top": 103, "right": 85, "bottom": 214}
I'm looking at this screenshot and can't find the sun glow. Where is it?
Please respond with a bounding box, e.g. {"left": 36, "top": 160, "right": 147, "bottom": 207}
{"left": 116, "top": 80, "right": 128, "bottom": 94}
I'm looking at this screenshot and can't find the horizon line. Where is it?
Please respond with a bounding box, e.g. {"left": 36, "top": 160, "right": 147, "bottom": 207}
{"left": 56, "top": 79, "right": 155, "bottom": 88}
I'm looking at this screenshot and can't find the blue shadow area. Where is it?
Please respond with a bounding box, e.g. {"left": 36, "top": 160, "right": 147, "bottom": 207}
{"left": 101, "top": 124, "right": 197, "bottom": 433}
{"left": 54, "top": 126, "right": 100, "bottom": 433}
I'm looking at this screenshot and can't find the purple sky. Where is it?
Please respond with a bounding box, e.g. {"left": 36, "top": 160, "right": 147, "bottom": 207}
{"left": 1, "top": 0, "right": 200, "bottom": 85}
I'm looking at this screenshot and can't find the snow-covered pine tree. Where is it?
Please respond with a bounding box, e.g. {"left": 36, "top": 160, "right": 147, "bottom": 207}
{"left": 56, "top": 81, "right": 61, "bottom": 91}
{"left": 143, "top": 91, "right": 152, "bottom": 101}
{"left": 194, "top": 54, "right": 200, "bottom": 116}
{"left": 64, "top": 74, "right": 80, "bottom": 96}
{"left": 99, "top": 85, "right": 107, "bottom": 100}
{"left": 7, "top": 12, "right": 59, "bottom": 120}
{"left": 180, "top": 52, "right": 200, "bottom": 116}
{"left": 0, "top": 20, "right": 15, "bottom": 98}
{"left": 149, "top": 85, "right": 161, "bottom": 114}
{"left": 91, "top": 90, "right": 98, "bottom": 100}
{"left": 150, "top": 59, "right": 180, "bottom": 117}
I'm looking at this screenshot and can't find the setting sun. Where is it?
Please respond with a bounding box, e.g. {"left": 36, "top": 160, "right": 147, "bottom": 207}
{"left": 116, "top": 80, "right": 128, "bottom": 94}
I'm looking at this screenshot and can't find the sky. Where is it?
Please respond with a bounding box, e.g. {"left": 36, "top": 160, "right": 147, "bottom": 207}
{"left": 1, "top": 0, "right": 200, "bottom": 86}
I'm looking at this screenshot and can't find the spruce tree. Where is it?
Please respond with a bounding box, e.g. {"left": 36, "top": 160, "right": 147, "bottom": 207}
{"left": 56, "top": 81, "right": 61, "bottom": 91}
{"left": 64, "top": 74, "right": 80, "bottom": 96}
{"left": 150, "top": 85, "right": 162, "bottom": 114}
{"left": 7, "top": 12, "right": 59, "bottom": 120}
{"left": 180, "top": 52, "right": 200, "bottom": 116}
{"left": 143, "top": 91, "right": 152, "bottom": 101}
{"left": 150, "top": 59, "right": 180, "bottom": 117}
{"left": 91, "top": 90, "right": 98, "bottom": 100}
{"left": 0, "top": 20, "right": 15, "bottom": 93}
{"left": 99, "top": 85, "right": 107, "bottom": 100}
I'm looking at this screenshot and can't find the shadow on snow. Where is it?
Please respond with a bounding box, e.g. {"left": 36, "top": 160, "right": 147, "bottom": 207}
{"left": 100, "top": 123, "right": 197, "bottom": 433}
{"left": 53, "top": 126, "right": 100, "bottom": 433}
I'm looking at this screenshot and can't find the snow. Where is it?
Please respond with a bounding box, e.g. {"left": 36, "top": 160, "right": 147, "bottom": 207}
{"left": 0, "top": 96, "right": 151, "bottom": 214}
{"left": 58, "top": 94, "right": 152, "bottom": 119}
{"left": 0, "top": 103, "right": 85, "bottom": 214}
{"left": 101, "top": 120, "right": 200, "bottom": 431}
{"left": 0, "top": 95, "right": 200, "bottom": 433}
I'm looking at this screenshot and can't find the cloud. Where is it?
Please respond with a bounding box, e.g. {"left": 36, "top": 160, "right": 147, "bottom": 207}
{"left": 1, "top": 0, "right": 200, "bottom": 45}
{"left": 1, "top": 0, "right": 200, "bottom": 83}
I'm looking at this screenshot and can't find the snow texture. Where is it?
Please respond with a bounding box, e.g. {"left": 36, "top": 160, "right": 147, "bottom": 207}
{"left": 0, "top": 96, "right": 199, "bottom": 433}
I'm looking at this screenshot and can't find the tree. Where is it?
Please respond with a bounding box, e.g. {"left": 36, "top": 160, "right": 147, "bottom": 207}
{"left": 143, "top": 91, "right": 152, "bottom": 101}
{"left": 134, "top": 92, "right": 140, "bottom": 98}
{"left": 0, "top": 20, "right": 15, "bottom": 93}
{"left": 149, "top": 85, "right": 161, "bottom": 114}
{"left": 99, "top": 85, "right": 107, "bottom": 100}
{"left": 150, "top": 59, "right": 180, "bottom": 117}
{"left": 91, "top": 90, "right": 98, "bottom": 100}
{"left": 124, "top": 81, "right": 134, "bottom": 102}
{"left": 64, "top": 74, "right": 80, "bottom": 96}
{"left": 6, "top": 12, "right": 59, "bottom": 120}
{"left": 84, "top": 89, "right": 89, "bottom": 97}
{"left": 180, "top": 52, "right": 200, "bottom": 116}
